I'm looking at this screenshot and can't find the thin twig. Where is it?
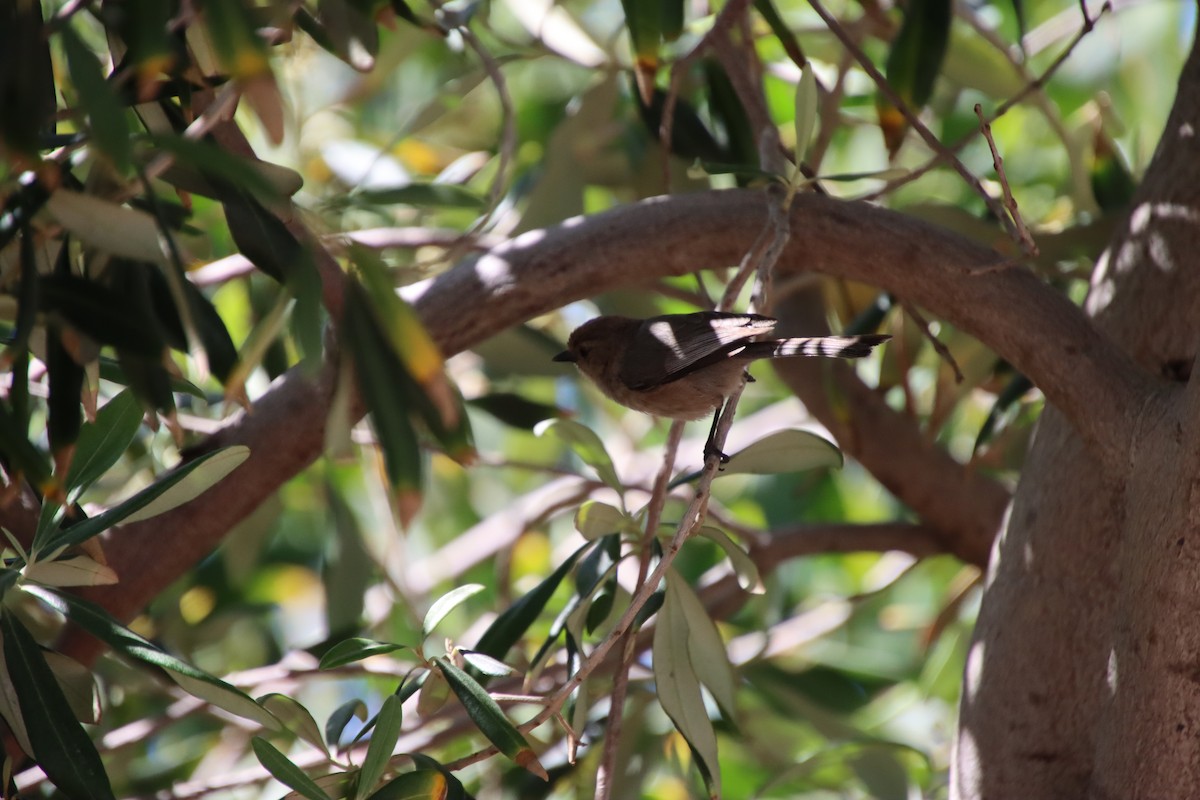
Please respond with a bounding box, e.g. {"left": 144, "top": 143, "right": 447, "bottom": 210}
{"left": 456, "top": 25, "right": 517, "bottom": 234}
{"left": 595, "top": 421, "right": 686, "bottom": 799}
{"left": 806, "top": 0, "right": 1021, "bottom": 245}
{"left": 903, "top": 300, "right": 964, "bottom": 384}
{"left": 975, "top": 104, "right": 1038, "bottom": 257}
{"left": 865, "top": 1, "right": 1111, "bottom": 202}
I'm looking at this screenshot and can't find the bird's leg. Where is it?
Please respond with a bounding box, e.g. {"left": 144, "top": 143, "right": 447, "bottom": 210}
{"left": 703, "top": 405, "right": 730, "bottom": 465}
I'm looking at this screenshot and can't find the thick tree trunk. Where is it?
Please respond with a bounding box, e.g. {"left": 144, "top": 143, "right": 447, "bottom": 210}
{"left": 953, "top": 18, "right": 1200, "bottom": 799}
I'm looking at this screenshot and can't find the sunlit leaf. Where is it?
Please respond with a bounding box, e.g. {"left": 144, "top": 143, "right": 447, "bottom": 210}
{"left": 259, "top": 694, "right": 330, "bottom": 756}
{"left": 120, "top": 446, "right": 251, "bottom": 524}
{"left": 459, "top": 651, "right": 515, "bottom": 677}
{"left": 535, "top": 418, "right": 621, "bottom": 491}
{"left": 423, "top": 584, "right": 486, "bottom": 639}
{"left": 46, "top": 191, "right": 164, "bottom": 264}
{"left": 793, "top": 65, "right": 818, "bottom": 161}
{"left": 574, "top": 500, "right": 633, "bottom": 541}
{"left": 698, "top": 525, "right": 763, "bottom": 594}
{"left": 23, "top": 555, "right": 118, "bottom": 588}
{"left": 721, "top": 429, "right": 843, "bottom": 475}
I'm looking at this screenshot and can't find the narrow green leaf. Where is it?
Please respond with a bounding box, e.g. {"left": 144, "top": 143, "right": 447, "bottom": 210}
{"left": 534, "top": 418, "right": 621, "bottom": 491}
{"left": 1, "top": 610, "right": 115, "bottom": 799}
{"left": 149, "top": 134, "right": 287, "bottom": 203}
{"left": 325, "top": 699, "right": 368, "bottom": 749}
{"left": 423, "top": 584, "right": 486, "bottom": 639}
{"left": 184, "top": 280, "right": 240, "bottom": 383}
{"left": 620, "top": 0, "right": 663, "bottom": 61}
{"left": 878, "top": 0, "right": 952, "bottom": 155}
{"left": 473, "top": 543, "right": 589, "bottom": 660}
{"left": 19, "top": 585, "right": 281, "bottom": 730}
{"left": 259, "top": 693, "right": 329, "bottom": 756}
{"left": 60, "top": 24, "right": 131, "bottom": 171}
{"left": 39, "top": 274, "right": 163, "bottom": 357}
{"left": 121, "top": 446, "right": 251, "bottom": 523}
{"left": 721, "top": 429, "right": 843, "bottom": 475}
{"left": 46, "top": 322, "right": 86, "bottom": 455}
{"left": 343, "top": 282, "right": 423, "bottom": 522}
{"left": 573, "top": 501, "right": 632, "bottom": 541}
{"left": 220, "top": 186, "right": 302, "bottom": 284}
{"left": 318, "top": 638, "right": 408, "bottom": 670}
{"left": 356, "top": 694, "right": 404, "bottom": 800}
{"left": 793, "top": 65, "right": 818, "bottom": 161}
{"left": 666, "top": 570, "right": 737, "bottom": 718}
{"left": 652, "top": 572, "right": 720, "bottom": 798}
{"left": 63, "top": 390, "right": 142, "bottom": 500}
{"left": 459, "top": 651, "right": 515, "bottom": 677}
{"left": 251, "top": 737, "right": 332, "bottom": 800}
{"left": 465, "top": 393, "right": 563, "bottom": 430}
{"left": 352, "top": 251, "right": 472, "bottom": 463}
{"left": 435, "top": 657, "right": 546, "bottom": 778}
{"left": 0, "top": 398, "right": 51, "bottom": 493}
{"left": 698, "top": 526, "right": 763, "bottom": 594}
{"left": 38, "top": 447, "right": 249, "bottom": 557}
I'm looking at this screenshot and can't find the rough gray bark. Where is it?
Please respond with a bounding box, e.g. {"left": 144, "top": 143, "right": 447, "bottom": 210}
{"left": 952, "top": 21, "right": 1200, "bottom": 800}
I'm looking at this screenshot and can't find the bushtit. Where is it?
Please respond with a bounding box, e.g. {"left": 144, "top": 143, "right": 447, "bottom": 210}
{"left": 554, "top": 311, "right": 890, "bottom": 459}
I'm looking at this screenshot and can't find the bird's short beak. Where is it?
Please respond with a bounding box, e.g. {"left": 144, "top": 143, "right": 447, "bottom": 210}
{"left": 552, "top": 350, "right": 576, "bottom": 363}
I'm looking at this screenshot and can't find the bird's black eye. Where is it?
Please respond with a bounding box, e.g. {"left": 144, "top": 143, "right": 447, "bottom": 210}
{"left": 577, "top": 345, "right": 590, "bottom": 359}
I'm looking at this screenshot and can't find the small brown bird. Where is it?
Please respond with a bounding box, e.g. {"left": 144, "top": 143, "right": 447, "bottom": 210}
{"left": 554, "top": 311, "right": 889, "bottom": 460}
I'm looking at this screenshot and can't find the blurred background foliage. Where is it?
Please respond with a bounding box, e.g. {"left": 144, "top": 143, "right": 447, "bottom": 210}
{"left": 0, "top": 0, "right": 1191, "bottom": 797}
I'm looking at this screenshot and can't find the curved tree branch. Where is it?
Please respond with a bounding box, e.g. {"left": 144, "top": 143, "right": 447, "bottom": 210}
{"left": 68, "top": 188, "right": 1149, "bottom": 662}
{"left": 414, "top": 190, "right": 1151, "bottom": 469}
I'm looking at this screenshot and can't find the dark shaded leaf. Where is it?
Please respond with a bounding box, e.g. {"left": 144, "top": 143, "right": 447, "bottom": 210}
{"left": 473, "top": 543, "right": 588, "bottom": 660}
{"left": 342, "top": 282, "right": 423, "bottom": 523}
{"left": 435, "top": 657, "right": 546, "bottom": 778}
{"left": 318, "top": 638, "right": 408, "bottom": 670}
{"left": 465, "top": 393, "right": 563, "bottom": 430}
{"left": 878, "top": 0, "right": 952, "bottom": 155}
{"left": 1, "top": 609, "right": 115, "bottom": 799}
{"left": 39, "top": 274, "right": 163, "bottom": 357}
{"left": 0, "top": 1, "right": 55, "bottom": 158}
{"left": 251, "top": 737, "right": 332, "bottom": 800}
{"left": 60, "top": 24, "right": 131, "bottom": 171}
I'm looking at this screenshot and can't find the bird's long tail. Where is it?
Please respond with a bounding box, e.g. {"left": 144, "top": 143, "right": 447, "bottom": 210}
{"left": 740, "top": 334, "right": 891, "bottom": 360}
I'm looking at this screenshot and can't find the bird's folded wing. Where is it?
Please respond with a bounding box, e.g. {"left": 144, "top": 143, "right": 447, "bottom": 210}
{"left": 620, "top": 312, "right": 777, "bottom": 390}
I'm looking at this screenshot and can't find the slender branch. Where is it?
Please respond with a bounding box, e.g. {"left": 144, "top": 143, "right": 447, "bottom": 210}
{"left": 805, "top": 0, "right": 1019, "bottom": 244}
{"left": 975, "top": 104, "right": 1038, "bottom": 256}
